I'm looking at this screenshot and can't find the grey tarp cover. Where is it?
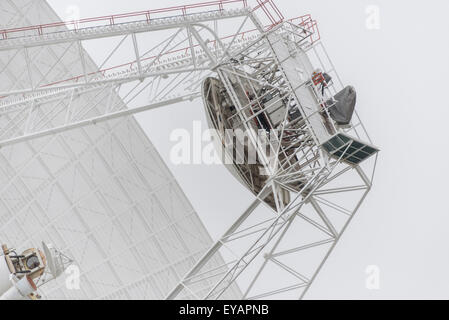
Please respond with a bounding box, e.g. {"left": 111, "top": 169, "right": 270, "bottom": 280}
{"left": 327, "top": 86, "right": 357, "bottom": 125}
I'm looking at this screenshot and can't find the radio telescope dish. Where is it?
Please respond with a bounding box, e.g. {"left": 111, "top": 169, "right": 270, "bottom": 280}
{"left": 42, "top": 242, "right": 70, "bottom": 279}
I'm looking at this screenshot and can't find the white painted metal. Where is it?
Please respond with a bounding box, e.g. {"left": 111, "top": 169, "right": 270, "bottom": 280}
{"left": 42, "top": 242, "right": 72, "bottom": 279}
{"left": 0, "top": 276, "right": 36, "bottom": 300}
{"left": 0, "top": 0, "right": 377, "bottom": 300}
{"left": 267, "top": 31, "right": 331, "bottom": 145}
{"left": 0, "top": 1, "right": 279, "bottom": 148}
{"left": 0, "top": 257, "right": 11, "bottom": 294}
{"left": 0, "top": 242, "right": 76, "bottom": 300}
{"left": 0, "top": 0, "right": 241, "bottom": 300}
{"left": 167, "top": 21, "right": 378, "bottom": 300}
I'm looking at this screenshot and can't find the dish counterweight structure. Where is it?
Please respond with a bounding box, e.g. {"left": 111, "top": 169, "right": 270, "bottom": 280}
{"left": 0, "top": 0, "right": 378, "bottom": 299}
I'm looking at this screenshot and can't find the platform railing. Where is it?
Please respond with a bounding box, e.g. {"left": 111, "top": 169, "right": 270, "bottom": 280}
{"left": 0, "top": 0, "right": 285, "bottom": 40}
{"left": 0, "top": 1, "right": 251, "bottom": 39}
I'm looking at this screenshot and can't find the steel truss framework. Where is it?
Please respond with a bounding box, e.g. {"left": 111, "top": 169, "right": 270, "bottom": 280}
{"left": 0, "top": 0, "right": 242, "bottom": 300}
{"left": 0, "top": 0, "right": 377, "bottom": 300}
{"left": 167, "top": 22, "right": 377, "bottom": 299}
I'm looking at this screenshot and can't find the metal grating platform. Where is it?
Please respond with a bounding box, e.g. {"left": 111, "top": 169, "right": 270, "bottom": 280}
{"left": 0, "top": 0, "right": 240, "bottom": 300}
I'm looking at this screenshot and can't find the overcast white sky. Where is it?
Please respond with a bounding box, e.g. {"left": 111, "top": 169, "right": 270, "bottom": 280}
{"left": 48, "top": 0, "right": 449, "bottom": 299}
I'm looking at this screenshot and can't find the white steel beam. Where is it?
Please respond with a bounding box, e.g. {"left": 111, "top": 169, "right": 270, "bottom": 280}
{"left": 0, "top": 1, "right": 377, "bottom": 301}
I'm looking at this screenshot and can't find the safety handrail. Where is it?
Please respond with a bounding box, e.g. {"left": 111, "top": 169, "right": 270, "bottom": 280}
{"left": 0, "top": 0, "right": 248, "bottom": 39}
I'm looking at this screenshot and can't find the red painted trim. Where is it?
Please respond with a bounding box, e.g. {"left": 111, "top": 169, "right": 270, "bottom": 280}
{"left": 0, "top": 0, "right": 248, "bottom": 39}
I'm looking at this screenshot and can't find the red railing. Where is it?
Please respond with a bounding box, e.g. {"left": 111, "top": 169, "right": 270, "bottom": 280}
{"left": 0, "top": 0, "right": 289, "bottom": 40}
{"left": 0, "top": 0, "right": 249, "bottom": 40}
{"left": 289, "top": 15, "right": 321, "bottom": 43}
{"left": 39, "top": 15, "right": 319, "bottom": 89}
{"left": 0, "top": 0, "right": 320, "bottom": 91}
